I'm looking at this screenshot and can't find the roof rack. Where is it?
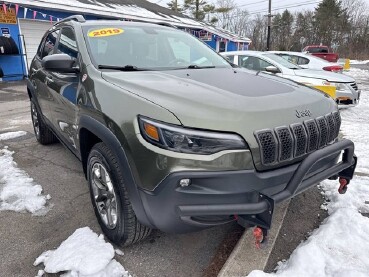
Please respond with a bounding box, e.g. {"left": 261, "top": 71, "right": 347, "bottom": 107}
{"left": 55, "top": 15, "right": 86, "bottom": 25}
{"left": 154, "top": 22, "right": 178, "bottom": 29}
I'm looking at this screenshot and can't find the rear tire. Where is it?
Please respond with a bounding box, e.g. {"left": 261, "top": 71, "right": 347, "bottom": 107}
{"left": 30, "top": 99, "right": 57, "bottom": 145}
{"left": 87, "top": 142, "right": 151, "bottom": 246}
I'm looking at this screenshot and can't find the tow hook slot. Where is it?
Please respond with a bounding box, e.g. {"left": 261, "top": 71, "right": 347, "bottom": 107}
{"left": 336, "top": 154, "right": 357, "bottom": 194}
{"left": 338, "top": 177, "right": 349, "bottom": 194}
{"left": 236, "top": 193, "right": 274, "bottom": 248}
{"left": 253, "top": 226, "right": 268, "bottom": 249}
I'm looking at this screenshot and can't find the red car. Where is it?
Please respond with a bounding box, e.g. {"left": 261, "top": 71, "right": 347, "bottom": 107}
{"left": 303, "top": 45, "right": 339, "bottom": 63}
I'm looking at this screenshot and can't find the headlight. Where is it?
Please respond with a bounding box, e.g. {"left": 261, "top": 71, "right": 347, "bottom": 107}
{"left": 138, "top": 116, "right": 248, "bottom": 154}
{"left": 333, "top": 83, "right": 347, "bottom": 91}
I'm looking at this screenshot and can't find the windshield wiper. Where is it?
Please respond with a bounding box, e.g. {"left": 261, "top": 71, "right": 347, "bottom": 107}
{"left": 187, "top": 65, "right": 216, "bottom": 69}
{"left": 98, "top": 65, "right": 148, "bottom": 71}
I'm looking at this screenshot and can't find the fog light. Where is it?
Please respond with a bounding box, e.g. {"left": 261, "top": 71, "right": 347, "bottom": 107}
{"left": 179, "top": 179, "right": 191, "bottom": 187}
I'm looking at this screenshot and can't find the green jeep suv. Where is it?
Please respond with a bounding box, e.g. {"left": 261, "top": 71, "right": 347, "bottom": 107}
{"left": 27, "top": 15, "right": 357, "bottom": 246}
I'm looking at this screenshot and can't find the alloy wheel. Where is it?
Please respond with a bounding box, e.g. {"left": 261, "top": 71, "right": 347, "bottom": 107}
{"left": 91, "top": 162, "right": 118, "bottom": 229}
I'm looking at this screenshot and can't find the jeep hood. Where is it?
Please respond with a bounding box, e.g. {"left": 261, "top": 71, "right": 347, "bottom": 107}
{"left": 293, "top": 68, "right": 355, "bottom": 83}
{"left": 102, "top": 68, "right": 337, "bottom": 148}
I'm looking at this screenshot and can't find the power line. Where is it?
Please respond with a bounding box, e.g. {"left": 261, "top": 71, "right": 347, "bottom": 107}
{"left": 230, "top": 0, "right": 321, "bottom": 18}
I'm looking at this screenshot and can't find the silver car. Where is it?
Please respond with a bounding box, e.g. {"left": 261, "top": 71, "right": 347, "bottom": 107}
{"left": 222, "top": 51, "right": 360, "bottom": 108}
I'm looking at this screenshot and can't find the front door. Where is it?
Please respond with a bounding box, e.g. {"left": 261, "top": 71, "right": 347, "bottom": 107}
{"left": 47, "top": 27, "right": 80, "bottom": 151}
{"left": 30, "top": 29, "right": 60, "bottom": 122}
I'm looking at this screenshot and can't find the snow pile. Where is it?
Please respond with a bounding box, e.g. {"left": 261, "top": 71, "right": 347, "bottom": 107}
{"left": 34, "top": 227, "right": 130, "bottom": 277}
{"left": 247, "top": 68, "right": 369, "bottom": 276}
{"left": 349, "top": 60, "right": 369, "bottom": 65}
{"left": 0, "top": 131, "right": 27, "bottom": 141}
{"left": 0, "top": 147, "right": 50, "bottom": 214}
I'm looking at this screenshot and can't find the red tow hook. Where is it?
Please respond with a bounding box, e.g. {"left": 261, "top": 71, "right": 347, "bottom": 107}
{"left": 338, "top": 177, "right": 349, "bottom": 194}
{"left": 253, "top": 226, "right": 268, "bottom": 249}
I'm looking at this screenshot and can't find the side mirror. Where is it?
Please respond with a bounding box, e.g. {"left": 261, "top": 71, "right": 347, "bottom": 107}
{"left": 42, "top": 54, "right": 79, "bottom": 73}
{"left": 265, "top": 65, "right": 280, "bottom": 74}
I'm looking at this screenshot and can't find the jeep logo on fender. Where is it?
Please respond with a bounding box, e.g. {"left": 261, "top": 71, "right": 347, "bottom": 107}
{"left": 296, "top": 109, "right": 312, "bottom": 118}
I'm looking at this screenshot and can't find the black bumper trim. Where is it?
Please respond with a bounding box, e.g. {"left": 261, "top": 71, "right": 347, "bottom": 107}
{"left": 177, "top": 139, "right": 355, "bottom": 220}
{"left": 139, "top": 139, "right": 356, "bottom": 232}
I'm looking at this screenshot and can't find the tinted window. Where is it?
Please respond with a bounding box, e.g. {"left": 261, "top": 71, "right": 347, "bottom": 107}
{"left": 224, "top": 55, "right": 234, "bottom": 63}
{"left": 298, "top": 57, "right": 309, "bottom": 65}
{"left": 57, "top": 28, "right": 78, "bottom": 59}
{"left": 41, "top": 30, "right": 59, "bottom": 58}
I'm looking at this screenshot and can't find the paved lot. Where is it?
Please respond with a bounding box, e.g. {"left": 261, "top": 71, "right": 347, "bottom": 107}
{"left": 0, "top": 81, "right": 238, "bottom": 277}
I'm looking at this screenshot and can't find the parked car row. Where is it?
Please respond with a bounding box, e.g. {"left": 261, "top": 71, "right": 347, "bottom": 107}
{"left": 221, "top": 51, "right": 360, "bottom": 108}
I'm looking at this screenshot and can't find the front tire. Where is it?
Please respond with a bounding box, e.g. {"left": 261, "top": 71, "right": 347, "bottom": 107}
{"left": 87, "top": 142, "right": 151, "bottom": 246}
{"left": 30, "top": 99, "right": 57, "bottom": 145}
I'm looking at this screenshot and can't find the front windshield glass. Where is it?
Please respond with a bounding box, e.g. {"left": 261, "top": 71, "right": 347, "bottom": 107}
{"left": 82, "top": 24, "right": 231, "bottom": 70}
{"left": 263, "top": 54, "right": 302, "bottom": 69}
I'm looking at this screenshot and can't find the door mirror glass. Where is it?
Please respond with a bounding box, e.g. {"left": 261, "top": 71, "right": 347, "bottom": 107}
{"left": 265, "top": 65, "right": 280, "bottom": 74}
{"left": 42, "top": 54, "right": 79, "bottom": 73}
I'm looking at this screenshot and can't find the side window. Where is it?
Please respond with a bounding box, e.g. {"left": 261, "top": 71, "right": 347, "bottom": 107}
{"left": 224, "top": 55, "right": 234, "bottom": 63}
{"left": 40, "top": 30, "right": 60, "bottom": 59}
{"left": 286, "top": 55, "right": 298, "bottom": 65}
{"left": 259, "top": 59, "right": 274, "bottom": 70}
{"left": 239, "top": 55, "right": 260, "bottom": 70}
{"left": 57, "top": 27, "right": 78, "bottom": 59}
{"left": 298, "top": 57, "right": 309, "bottom": 65}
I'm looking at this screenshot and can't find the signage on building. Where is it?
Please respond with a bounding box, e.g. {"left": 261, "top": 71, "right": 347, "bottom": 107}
{"left": 1, "top": 27, "right": 10, "bottom": 37}
{"left": 199, "top": 31, "right": 212, "bottom": 41}
{"left": 0, "top": 8, "right": 17, "bottom": 24}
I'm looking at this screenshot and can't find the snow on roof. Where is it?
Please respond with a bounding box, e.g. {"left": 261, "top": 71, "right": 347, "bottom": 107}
{"left": 7, "top": 0, "right": 250, "bottom": 43}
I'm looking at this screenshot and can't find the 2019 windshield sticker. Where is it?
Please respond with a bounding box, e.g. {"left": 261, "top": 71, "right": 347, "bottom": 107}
{"left": 88, "top": 28, "right": 124, "bottom": 37}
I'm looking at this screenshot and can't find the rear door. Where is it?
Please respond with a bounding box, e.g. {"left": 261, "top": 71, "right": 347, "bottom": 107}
{"left": 47, "top": 27, "right": 80, "bottom": 150}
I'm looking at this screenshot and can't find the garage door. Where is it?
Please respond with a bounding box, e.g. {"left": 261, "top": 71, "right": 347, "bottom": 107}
{"left": 19, "top": 19, "right": 51, "bottom": 69}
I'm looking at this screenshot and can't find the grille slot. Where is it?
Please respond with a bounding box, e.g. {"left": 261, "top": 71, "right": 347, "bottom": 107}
{"left": 326, "top": 113, "right": 336, "bottom": 143}
{"left": 304, "top": 120, "right": 319, "bottom": 152}
{"left": 316, "top": 116, "right": 328, "bottom": 148}
{"left": 350, "top": 82, "right": 358, "bottom": 91}
{"left": 291, "top": 123, "right": 308, "bottom": 157}
{"left": 275, "top": 127, "right": 294, "bottom": 161}
{"left": 333, "top": 111, "right": 341, "bottom": 139}
{"left": 255, "top": 130, "right": 277, "bottom": 165}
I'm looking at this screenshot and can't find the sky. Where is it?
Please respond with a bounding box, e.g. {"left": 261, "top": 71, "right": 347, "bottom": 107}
{"left": 148, "top": 0, "right": 321, "bottom": 15}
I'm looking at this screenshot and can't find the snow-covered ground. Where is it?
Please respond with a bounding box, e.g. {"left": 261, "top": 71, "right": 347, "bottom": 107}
{"left": 0, "top": 131, "right": 50, "bottom": 214}
{"left": 350, "top": 60, "right": 369, "bottom": 65}
{"left": 34, "top": 227, "right": 130, "bottom": 277}
{"left": 248, "top": 68, "right": 369, "bottom": 276}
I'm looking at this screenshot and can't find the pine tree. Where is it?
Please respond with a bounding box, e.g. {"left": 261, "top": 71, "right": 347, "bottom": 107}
{"left": 313, "top": 0, "right": 349, "bottom": 47}
{"left": 183, "top": 0, "right": 208, "bottom": 21}
{"left": 167, "top": 0, "right": 183, "bottom": 12}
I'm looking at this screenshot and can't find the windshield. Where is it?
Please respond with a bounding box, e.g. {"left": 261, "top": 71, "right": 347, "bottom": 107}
{"left": 82, "top": 24, "right": 231, "bottom": 70}
{"left": 263, "top": 54, "right": 302, "bottom": 69}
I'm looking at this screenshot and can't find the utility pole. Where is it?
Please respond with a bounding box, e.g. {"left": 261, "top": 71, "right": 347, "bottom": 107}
{"left": 266, "top": 0, "right": 272, "bottom": 51}
{"left": 174, "top": 0, "right": 178, "bottom": 12}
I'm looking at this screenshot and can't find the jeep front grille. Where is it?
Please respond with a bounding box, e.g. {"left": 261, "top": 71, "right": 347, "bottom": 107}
{"left": 255, "top": 111, "right": 341, "bottom": 166}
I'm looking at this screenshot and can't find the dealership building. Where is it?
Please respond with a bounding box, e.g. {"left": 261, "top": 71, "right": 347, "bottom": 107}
{"left": 0, "top": 0, "right": 251, "bottom": 81}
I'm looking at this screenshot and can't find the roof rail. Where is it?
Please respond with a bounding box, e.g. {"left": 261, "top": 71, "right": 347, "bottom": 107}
{"left": 154, "top": 22, "right": 178, "bottom": 29}
{"left": 55, "top": 15, "right": 86, "bottom": 25}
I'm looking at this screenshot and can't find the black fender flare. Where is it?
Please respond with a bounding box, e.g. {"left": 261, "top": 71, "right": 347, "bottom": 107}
{"left": 79, "top": 115, "right": 154, "bottom": 228}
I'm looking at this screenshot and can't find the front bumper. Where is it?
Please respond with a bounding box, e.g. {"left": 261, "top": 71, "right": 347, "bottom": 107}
{"left": 139, "top": 139, "right": 356, "bottom": 233}
{"left": 336, "top": 89, "right": 361, "bottom": 107}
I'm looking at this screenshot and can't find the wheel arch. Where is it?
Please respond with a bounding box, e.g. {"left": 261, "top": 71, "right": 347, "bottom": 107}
{"left": 78, "top": 115, "right": 154, "bottom": 228}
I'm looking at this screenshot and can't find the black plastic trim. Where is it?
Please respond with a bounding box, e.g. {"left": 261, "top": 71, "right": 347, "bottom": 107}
{"left": 78, "top": 115, "right": 153, "bottom": 228}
